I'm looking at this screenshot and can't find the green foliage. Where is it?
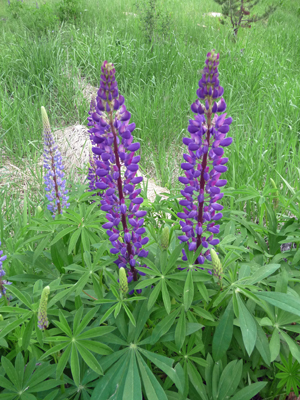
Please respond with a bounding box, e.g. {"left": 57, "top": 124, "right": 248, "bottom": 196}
{"left": 275, "top": 353, "right": 300, "bottom": 397}
{"left": 213, "top": 0, "right": 277, "bottom": 36}
{"left": 1, "top": 0, "right": 300, "bottom": 398}
{"left": 135, "top": 0, "right": 173, "bottom": 44}
{"left": 56, "top": 0, "right": 82, "bottom": 22}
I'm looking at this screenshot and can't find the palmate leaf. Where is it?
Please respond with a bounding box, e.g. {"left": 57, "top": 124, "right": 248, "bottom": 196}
{"left": 183, "top": 269, "right": 194, "bottom": 312}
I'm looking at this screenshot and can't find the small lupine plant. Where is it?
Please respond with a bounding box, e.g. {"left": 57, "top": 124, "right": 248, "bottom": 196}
{"left": 42, "top": 106, "right": 69, "bottom": 218}
{"left": 3, "top": 49, "right": 300, "bottom": 400}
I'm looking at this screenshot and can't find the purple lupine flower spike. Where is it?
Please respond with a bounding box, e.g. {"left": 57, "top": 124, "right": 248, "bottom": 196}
{"left": 178, "top": 50, "right": 232, "bottom": 266}
{"left": 0, "top": 241, "right": 12, "bottom": 299}
{"left": 88, "top": 62, "right": 148, "bottom": 281}
{"left": 42, "top": 107, "right": 69, "bottom": 218}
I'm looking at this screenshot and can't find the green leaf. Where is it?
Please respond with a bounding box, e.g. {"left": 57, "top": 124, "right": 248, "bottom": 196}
{"left": 75, "top": 306, "right": 99, "bottom": 336}
{"left": 165, "top": 243, "right": 185, "bottom": 275}
{"left": 71, "top": 344, "right": 80, "bottom": 387}
{"left": 40, "top": 342, "right": 69, "bottom": 360}
{"left": 22, "top": 316, "right": 34, "bottom": 351}
{"left": 68, "top": 228, "right": 82, "bottom": 254}
{"left": 136, "top": 353, "right": 168, "bottom": 400}
{"left": 218, "top": 360, "right": 243, "bottom": 400}
{"left": 270, "top": 329, "right": 280, "bottom": 362}
{"left": 78, "top": 340, "right": 113, "bottom": 355}
{"left": 140, "top": 348, "right": 183, "bottom": 393}
{"left": 237, "top": 294, "right": 257, "bottom": 356}
{"left": 255, "top": 323, "right": 271, "bottom": 366}
{"left": 0, "top": 313, "right": 31, "bottom": 339}
{"left": 187, "top": 362, "right": 208, "bottom": 400}
{"left": 57, "top": 310, "right": 73, "bottom": 336}
{"left": 77, "top": 326, "right": 115, "bottom": 340}
{"left": 175, "top": 308, "right": 186, "bottom": 350}
{"left": 0, "top": 376, "right": 16, "bottom": 391}
{"left": 47, "top": 286, "right": 73, "bottom": 308}
{"left": 162, "top": 279, "right": 171, "bottom": 314}
{"left": 50, "top": 226, "right": 76, "bottom": 246}
{"left": 212, "top": 300, "right": 234, "bottom": 361}
{"left": 6, "top": 285, "right": 32, "bottom": 309}
{"left": 33, "top": 236, "right": 49, "bottom": 265}
{"left": 123, "top": 351, "right": 142, "bottom": 400}
{"left": 1, "top": 356, "right": 19, "bottom": 389}
{"left": 193, "top": 306, "right": 215, "bottom": 322}
{"left": 230, "top": 382, "right": 267, "bottom": 400}
{"left": 149, "top": 308, "right": 180, "bottom": 344}
{"left": 123, "top": 303, "right": 136, "bottom": 327}
{"left": 245, "top": 264, "right": 281, "bottom": 285}
{"left": 256, "top": 292, "right": 300, "bottom": 318}
{"left": 147, "top": 280, "right": 162, "bottom": 310}
{"left": 280, "top": 330, "right": 300, "bottom": 363}
{"left": 56, "top": 344, "right": 71, "bottom": 379}
{"left": 196, "top": 282, "right": 209, "bottom": 302}
{"left": 135, "top": 278, "right": 161, "bottom": 290}
{"left": 76, "top": 342, "right": 103, "bottom": 375}
{"left": 81, "top": 228, "right": 90, "bottom": 252}
{"left": 183, "top": 269, "right": 194, "bottom": 312}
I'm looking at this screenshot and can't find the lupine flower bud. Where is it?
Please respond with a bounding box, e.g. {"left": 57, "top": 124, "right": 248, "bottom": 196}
{"left": 161, "top": 226, "right": 170, "bottom": 250}
{"left": 0, "top": 241, "right": 11, "bottom": 299}
{"left": 119, "top": 267, "right": 128, "bottom": 294}
{"left": 210, "top": 249, "right": 223, "bottom": 280}
{"left": 41, "top": 107, "right": 69, "bottom": 218}
{"left": 38, "top": 286, "right": 50, "bottom": 330}
{"left": 178, "top": 50, "right": 232, "bottom": 266}
{"left": 87, "top": 62, "right": 149, "bottom": 282}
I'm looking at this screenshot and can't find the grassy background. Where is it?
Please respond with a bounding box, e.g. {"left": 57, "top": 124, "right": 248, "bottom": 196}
{"left": 0, "top": 0, "right": 299, "bottom": 208}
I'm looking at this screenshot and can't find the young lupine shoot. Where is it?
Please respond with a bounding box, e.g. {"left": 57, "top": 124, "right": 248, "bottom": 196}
{"left": 210, "top": 248, "right": 223, "bottom": 281}
{"left": 119, "top": 267, "right": 128, "bottom": 295}
{"left": 161, "top": 226, "right": 170, "bottom": 250}
{"left": 41, "top": 107, "right": 69, "bottom": 218}
{"left": 88, "top": 61, "right": 149, "bottom": 281}
{"left": 0, "top": 241, "right": 12, "bottom": 299}
{"left": 178, "top": 50, "right": 232, "bottom": 266}
{"left": 38, "top": 286, "right": 50, "bottom": 330}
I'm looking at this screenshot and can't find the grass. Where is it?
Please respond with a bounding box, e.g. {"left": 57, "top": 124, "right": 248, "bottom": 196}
{"left": 0, "top": 0, "right": 300, "bottom": 217}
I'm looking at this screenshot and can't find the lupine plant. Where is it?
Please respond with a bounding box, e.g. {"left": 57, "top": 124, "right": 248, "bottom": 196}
{"left": 42, "top": 106, "right": 69, "bottom": 218}
{"left": 178, "top": 50, "right": 232, "bottom": 266}
{"left": 87, "top": 61, "right": 149, "bottom": 281}
{"left": 2, "top": 50, "right": 300, "bottom": 400}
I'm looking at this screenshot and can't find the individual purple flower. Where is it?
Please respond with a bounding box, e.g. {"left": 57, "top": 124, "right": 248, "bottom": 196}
{"left": 88, "top": 61, "right": 148, "bottom": 281}
{"left": 42, "top": 107, "right": 69, "bottom": 218}
{"left": 178, "top": 50, "right": 232, "bottom": 265}
{"left": 0, "top": 241, "right": 12, "bottom": 299}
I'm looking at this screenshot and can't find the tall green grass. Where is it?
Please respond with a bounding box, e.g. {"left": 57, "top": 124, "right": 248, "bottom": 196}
{"left": 1, "top": 0, "right": 299, "bottom": 212}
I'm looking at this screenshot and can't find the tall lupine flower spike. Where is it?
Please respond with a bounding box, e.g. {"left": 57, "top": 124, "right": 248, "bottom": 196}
{"left": 88, "top": 62, "right": 149, "bottom": 281}
{"left": 178, "top": 50, "right": 232, "bottom": 266}
{"left": 0, "top": 241, "right": 12, "bottom": 299}
{"left": 38, "top": 286, "right": 50, "bottom": 330}
{"left": 42, "top": 107, "right": 69, "bottom": 218}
